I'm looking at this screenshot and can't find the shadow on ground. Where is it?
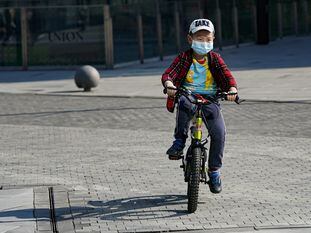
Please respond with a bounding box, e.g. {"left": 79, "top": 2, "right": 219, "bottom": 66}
{"left": 0, "top": 195, "right": 193, "bottom": 223}
{"left": 86, "top": 194, "right": 191, "bottom": 220}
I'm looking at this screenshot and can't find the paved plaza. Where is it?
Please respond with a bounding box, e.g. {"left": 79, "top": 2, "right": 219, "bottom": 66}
{"left": 0, "top": 36, "right": 311, "bottom": 233}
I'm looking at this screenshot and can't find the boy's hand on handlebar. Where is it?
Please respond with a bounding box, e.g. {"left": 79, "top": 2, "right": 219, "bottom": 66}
{"left": 165, "top": 81, "right": 177, "bottom": 97}
{"left": 227, "top": 87, "right": 238, "bottom": 101}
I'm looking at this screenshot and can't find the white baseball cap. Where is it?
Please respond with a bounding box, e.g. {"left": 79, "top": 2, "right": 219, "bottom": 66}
{"left": 189, "top": 19, "right": 214, "bottom": 34}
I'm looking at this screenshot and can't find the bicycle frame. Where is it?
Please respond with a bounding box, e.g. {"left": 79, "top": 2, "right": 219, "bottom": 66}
{"left": 181, "top": 99, "right": 209, "bottom": 184}
{"left": 193, "top": 105, "right": 203, "bottom": 141}
{"left": 183, "top": 98, "right": 210, "bottom": 212}
{"left": 192, "top": 105, "right": 209, "bottom": 171}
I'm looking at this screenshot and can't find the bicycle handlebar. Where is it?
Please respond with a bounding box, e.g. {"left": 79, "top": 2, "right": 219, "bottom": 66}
{"left": 163, "top": 87, "right": 244, "bottom": 105}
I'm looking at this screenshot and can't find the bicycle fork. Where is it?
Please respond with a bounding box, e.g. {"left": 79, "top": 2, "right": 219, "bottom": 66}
{"left": 181, "top": 111, "right": 209, "bottom": 184}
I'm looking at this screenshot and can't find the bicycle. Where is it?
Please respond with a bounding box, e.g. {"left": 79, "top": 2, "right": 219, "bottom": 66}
{"left": 164, "top": 87, "right": 243, "bottom": 213}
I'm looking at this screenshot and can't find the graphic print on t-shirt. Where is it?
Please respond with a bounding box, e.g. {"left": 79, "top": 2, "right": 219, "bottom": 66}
{"left": 183, "top": 57, "right": 217, "bottom": 96}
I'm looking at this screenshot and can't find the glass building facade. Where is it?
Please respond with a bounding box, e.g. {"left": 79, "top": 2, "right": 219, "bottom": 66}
{"left": 0, "top": 0, "right": 310, "bottom": 68}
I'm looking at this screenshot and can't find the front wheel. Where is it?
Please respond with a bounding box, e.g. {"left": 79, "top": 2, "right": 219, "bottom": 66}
{"left": 187, "top": 147, "right": 201, "bottom": 213}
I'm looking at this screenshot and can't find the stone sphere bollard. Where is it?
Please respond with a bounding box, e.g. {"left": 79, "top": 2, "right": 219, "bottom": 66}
{"left": 74, "top": 65, "right": 100, "bottom": 92}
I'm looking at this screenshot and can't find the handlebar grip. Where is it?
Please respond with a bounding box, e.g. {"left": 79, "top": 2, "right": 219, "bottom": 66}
{"left": 163, "top": 87, "right": 178, "bottom": 95}
{"left": 225, "top": 92, "right": 241, "bottom": 104}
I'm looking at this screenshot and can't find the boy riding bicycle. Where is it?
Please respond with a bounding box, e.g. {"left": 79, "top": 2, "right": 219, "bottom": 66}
{"left": 162, "top": 19, "right": 238, "bottom": 194}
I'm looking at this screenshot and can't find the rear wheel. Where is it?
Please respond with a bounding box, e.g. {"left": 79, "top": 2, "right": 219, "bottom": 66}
{"left": 187, "top": 147, "right": 201, "bottom": 213}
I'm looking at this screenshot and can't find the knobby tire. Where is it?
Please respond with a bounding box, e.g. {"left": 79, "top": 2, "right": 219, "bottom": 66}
{"left": 187, "top": 147, "right": 201, "bottom": 213}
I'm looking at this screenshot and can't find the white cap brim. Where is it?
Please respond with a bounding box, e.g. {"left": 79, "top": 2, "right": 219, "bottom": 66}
{"left": 190, "top": 26, "right": 214, "bottom": 34}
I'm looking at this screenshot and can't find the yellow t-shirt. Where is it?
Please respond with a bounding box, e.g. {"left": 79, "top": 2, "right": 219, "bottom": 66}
{"left": 183, "top": 57, "right": 217, "bottom": 96}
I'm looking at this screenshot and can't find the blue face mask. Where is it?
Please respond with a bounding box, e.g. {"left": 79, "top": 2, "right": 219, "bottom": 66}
{"left": 191, "top": 40, "right": 213, "bottom": 55}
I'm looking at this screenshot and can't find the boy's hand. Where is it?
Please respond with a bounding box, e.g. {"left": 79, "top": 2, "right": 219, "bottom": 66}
{"left": 227, "top": 87, "right": 238, "bottom": 101}
{"left": 165, "top": 81, "right": 177, "bottom": 97}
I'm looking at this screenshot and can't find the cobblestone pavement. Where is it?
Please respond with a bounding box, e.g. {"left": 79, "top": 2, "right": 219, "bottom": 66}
{"left": 0, "top": 93, "right": 310, "bottom": 232}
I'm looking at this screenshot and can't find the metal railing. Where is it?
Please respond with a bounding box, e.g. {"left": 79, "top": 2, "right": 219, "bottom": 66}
{"left": 0, "top": 0, "right": 310, "bottom": 70}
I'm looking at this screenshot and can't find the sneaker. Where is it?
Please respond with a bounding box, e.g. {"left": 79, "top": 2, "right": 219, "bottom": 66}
{"left": 166, "top": 139, "right": 185, "bottom": 160}
{"left": 208, "top": 170, "right": 222, "bottom": 194}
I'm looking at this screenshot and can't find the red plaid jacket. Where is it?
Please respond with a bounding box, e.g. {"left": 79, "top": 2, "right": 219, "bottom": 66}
{"left": 162, "top": 49, "right": 237, "bottom": 112}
